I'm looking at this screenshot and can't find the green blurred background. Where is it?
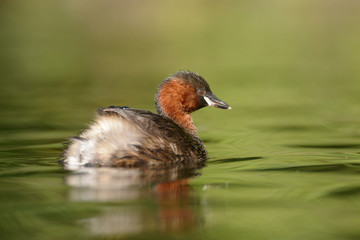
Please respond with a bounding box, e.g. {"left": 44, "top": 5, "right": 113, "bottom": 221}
{"left": 1, "top": 1, "right": 360, "bottom": 240}
{"left": 1, "top": 0, "right": 359, "bottom": 130}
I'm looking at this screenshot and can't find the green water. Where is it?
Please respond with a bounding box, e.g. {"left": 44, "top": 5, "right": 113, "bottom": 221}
{"left": 1, "top": 1, "right": 360, "bottom": 239}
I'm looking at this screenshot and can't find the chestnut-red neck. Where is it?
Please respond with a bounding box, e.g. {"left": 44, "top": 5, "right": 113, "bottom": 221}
{"left": 156, "top": 78, "right": 201, "bottom": 134}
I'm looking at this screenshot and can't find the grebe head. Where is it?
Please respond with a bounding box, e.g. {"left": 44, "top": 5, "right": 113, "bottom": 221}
{"left": 155, "top": 71, "right": 230, "bottom": 133}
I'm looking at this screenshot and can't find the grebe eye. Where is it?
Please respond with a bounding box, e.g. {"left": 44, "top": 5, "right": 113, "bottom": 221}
{"left": 197, "top": 89, "right": 205, "bottom": 96}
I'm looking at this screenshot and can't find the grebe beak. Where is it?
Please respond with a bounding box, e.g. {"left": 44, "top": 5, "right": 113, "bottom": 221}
{"left": 203, "top": 93, "right": 231, "bottom": 110}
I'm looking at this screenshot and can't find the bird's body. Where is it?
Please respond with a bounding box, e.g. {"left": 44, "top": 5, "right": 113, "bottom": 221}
{"left": 62, "top": 71, "right": 230, "bottom": 169}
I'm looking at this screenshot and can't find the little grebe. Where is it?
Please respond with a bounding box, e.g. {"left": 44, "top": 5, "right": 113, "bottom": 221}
{"left": 62, "top": 71, "right": 230, "bottom": 169}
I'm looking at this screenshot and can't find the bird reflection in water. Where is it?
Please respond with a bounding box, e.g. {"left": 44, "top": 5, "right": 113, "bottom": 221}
{"left": 65, "top": 164, "right": 204, "bottom": 237}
